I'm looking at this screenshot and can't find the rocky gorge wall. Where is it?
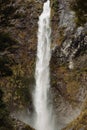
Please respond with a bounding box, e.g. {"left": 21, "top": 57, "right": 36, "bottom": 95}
{"left": 0, "top": 0, "right": 43, "bottom": 129}
{"left": 0, "top": 0, "right": 87, "bottom": 130}
{"left": 51, "top": 0, "right": 87, "bottom": 129}
{"left": 51, "top": 0, "right": 87, "bottom": 107}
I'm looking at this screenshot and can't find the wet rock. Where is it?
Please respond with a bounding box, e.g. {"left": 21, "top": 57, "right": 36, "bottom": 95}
{"left": 11, "top": 116, "right": 35, "bottom": 130}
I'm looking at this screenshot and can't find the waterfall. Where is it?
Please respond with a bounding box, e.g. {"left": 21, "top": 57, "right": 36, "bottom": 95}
{"left": 34, "top": 0, "right": 54, "bottom": 130}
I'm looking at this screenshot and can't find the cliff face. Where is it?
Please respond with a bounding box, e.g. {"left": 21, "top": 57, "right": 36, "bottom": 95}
{"left": 0, "top": 0, "right": 43, "bottom": 108}
{"left": 0, "top": 0, "right": 87, "bottom": 130}
{"left": 51, "top": 0, "right": 87, "bottom": 104}
{"left": 51, "top": 0, "right": 87, "bottom": 129}
{"left": 0, "top": 0, "right": 43, "bottom": 129}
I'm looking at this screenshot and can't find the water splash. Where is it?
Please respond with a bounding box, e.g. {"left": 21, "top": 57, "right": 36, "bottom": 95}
{"left": 34, "top": 0, "right": 54, "bottom": 130}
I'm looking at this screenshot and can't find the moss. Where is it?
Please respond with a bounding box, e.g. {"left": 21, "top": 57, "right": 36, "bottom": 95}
{"left": 23, "top": 125, "right": 35, "bottom": 130}
{"left": 0, "top": 0, "right": 18, "bottom": 26}
{"left": 4, "top": 63, "right": 35, "bottom": 110}
{"left": 0, "top": 32, "right": 19, "bottom": 77}
{"left": 55, "top": 64, "right": 87, "bottom": 105}
{"left": 0, "top": 89, "right": 14, "bottom": 130}
{"left": 67, "top": 81, "right": 80, "bottom": 99}
{"left": 70, "top": 0, "right": 87, "bottom": 26}
{"left": 0, "top": 32, "right": 18, "bottom": 52}
{"left": 51, "top": 0, "right": 59, "bottom": 12}
{"left": 63, "top": 109, "right": 87, "bottom": 130}
{"left": 51, "top": 0, "right": 59, "bottom": 21}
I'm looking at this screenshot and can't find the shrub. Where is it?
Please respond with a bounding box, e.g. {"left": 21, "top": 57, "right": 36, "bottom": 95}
{"left": 70, "top": 0, "right": 87, "bottom": 26}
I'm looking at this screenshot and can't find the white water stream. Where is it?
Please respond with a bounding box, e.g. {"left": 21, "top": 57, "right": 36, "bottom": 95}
{"left": 34, "top": 0, "right": 54, "bottom": 130}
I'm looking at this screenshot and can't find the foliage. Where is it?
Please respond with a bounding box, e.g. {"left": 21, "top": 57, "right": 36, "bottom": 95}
{"left": 51, "top": 0, "right": 59, "bottom": 12}
{"left": 0, "top": 0, "right": 19, "bottom": 26}
{"left": 70, "top": 0, "right": 87, "bottom": 26}
{"left": 0, "top": 89, "right": 13, "bottom": 130}
{"left": 0, "top": 32, "right": 17, "bottom": 52}
{"left": 23, "top": 125, "right": 35, "bottom": 130}
{"left": 5, "top": 64, "right": 35, "bottom": 110}
{"left": 0, "top": 32, "right": 19, "bottom": 77}
{"left": 51, "top": 0, "right": 59, "bottom": 13}
{"left": 0, "top": 0, "right": 36, "bottom": 129}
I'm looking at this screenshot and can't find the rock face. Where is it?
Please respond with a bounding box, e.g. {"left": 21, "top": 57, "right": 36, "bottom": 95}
{"left": 0, "top": 0, "right": 43, "bottom": 129}
{"left": 12, "top": 117, "right": 35, "bottom": 130}
{"left": 50, "top": 0, "right": 87, "bottom": 129}
{"left": 0, "top": 0, "right": 87, "bottom": 130}
{"left": 0, "top": 0, "right": 43, "bottom": 109}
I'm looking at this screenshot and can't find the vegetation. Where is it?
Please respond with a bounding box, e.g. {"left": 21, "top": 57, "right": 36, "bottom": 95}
{"left": 0, "top": 32, "right": 18, "bottom": 129}
{"left": 0, "top": 0, "right": 87, "bottom": 129}
{"left": 0, "top": 89, "right": 13, "bottom": 130}
{"left": 0, "top": 0, "right": 21, "bottom": 26}
{"left": 0, "top": 0, "right": 33, "bottom": 129}
{"left": 0, "top": 32, "right": 19, "bottom": 77}
{"left": 63, "top": 103, "right": 87, "bottom": 130}
{"left": 51, "top": 0, "right": 59, "bottom": 12}
{"left": 23, "top": 125, "right": 35, "bottom": 130}
{"left": 70, "top": 0, "right": 87, "bottom": 26}
{"left": 51, "top": 0, "right": 59, "bottom": 23}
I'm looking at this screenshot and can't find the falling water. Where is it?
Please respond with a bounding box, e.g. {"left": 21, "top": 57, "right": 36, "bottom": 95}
{"left": 34, "top": 0, "right": 53, "bottom": 130}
